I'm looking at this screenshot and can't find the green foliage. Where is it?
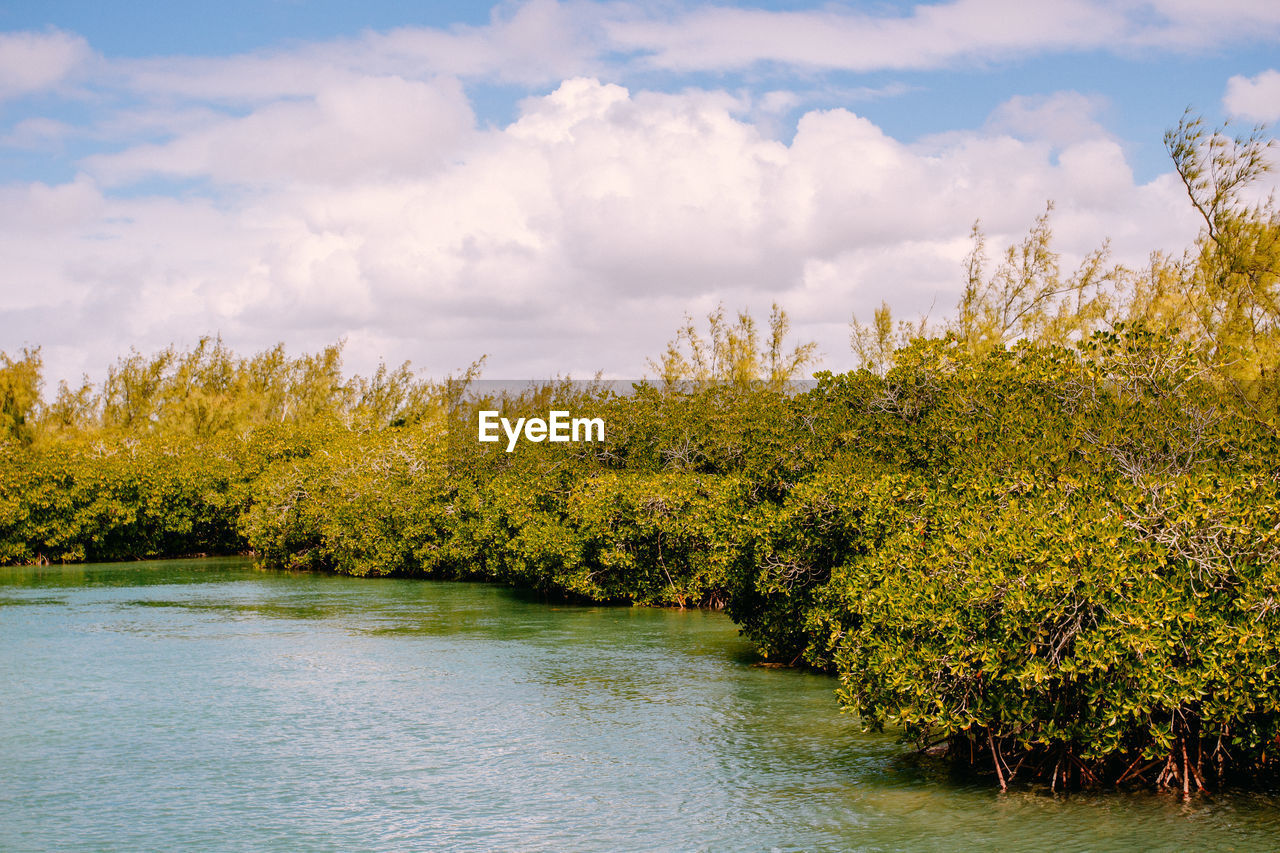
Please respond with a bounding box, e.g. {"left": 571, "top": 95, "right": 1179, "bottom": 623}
{"left": 778, "top": 335, "right": 1280, "bottom": 791}
{"left": 559, "top": 471, "right": 746, "bottom": 605}
{"left": 240, "top": 422, "right": 461, "bottom": 577}
{"left": 0, "top": 433, "right": 250, "bottom": 563}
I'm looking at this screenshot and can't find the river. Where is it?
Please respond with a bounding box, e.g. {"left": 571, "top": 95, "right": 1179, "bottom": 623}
{"left": 2, "top": 557, "right": 1277, "bottom": 851}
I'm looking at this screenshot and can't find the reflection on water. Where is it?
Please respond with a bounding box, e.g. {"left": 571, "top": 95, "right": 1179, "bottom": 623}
{"left": 2, "top": 557, "right": 1278, "bottom": 852}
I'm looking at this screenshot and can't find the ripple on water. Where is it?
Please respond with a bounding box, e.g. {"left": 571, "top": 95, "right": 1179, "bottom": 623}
{"left": 3, "top": 559, "right": 1280, "bottom": 852}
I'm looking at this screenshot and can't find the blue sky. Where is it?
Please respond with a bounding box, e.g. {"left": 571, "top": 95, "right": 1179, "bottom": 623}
{"left": 2, "top": 0, "right": 1279, "bottom": 385}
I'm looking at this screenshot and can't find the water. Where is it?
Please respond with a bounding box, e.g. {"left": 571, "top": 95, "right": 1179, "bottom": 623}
{"left": 2, "top": 558, "right": 1278, "bottom": 852}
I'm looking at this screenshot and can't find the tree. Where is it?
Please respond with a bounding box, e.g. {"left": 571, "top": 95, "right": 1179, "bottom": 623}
{"left": 1162, "top": 109, "right": 1280, "bottom": 393}
{"left": 102, "top": 346, "right": 174, "bottom": 431}
{"left": 42, "top": 376, "right": 97, "bottom": 434}
{"left": 849, "top": 300, "right": 929, "bottom": 376}
{"left": 650, "top": 303, "right": 819, "bottom": 389}
{"left": 953, "top": 203, "right": 1117, "bottom": 355}
{"left": 0, "top": 348, "right": 42, "bottom": 445}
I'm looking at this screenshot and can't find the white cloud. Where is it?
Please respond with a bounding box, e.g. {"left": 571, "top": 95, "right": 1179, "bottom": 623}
{"left": 0, "top": 29, "right": 91, "bottom": 100}
{"left": 111, "top": 0, "right": 605, "bottom": 104}
{"left": 2, "top": 79, "right": 1210, "bottom": 388}
{"left": 984, "top": 92, "right": 1112, "bottom": 147}
{"left": 1224, "top": 69, "right": 1280, "bottom": 122}
{"left": 366, "top": 0, "right": 608, "bottom": 85}
{"left": 85, "top": 75, "right": 477, "bottom": 187}
{"left": 0, "top": 116, "right": 76, "bottom": 149}
{"left": 1128, "top": 0, "right": 1280, "bottom": 49}
{"left": 46, "top": 0, "right": 1280, "bottom": 117}
{"left": 605, "top": 0, "right": 1124, "bottom": 72}
{"left": 604, "top": 0, "right": 1280, "bottom": 72}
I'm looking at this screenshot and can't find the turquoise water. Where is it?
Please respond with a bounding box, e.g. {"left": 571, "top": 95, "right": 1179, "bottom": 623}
{"left": 2, "top": 558, "right": 1278, "bottom": 852}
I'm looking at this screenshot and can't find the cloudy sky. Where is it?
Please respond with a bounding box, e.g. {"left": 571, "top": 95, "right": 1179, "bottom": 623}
{"left": 2, "top": 0, "right": 1279, "bottom": 386}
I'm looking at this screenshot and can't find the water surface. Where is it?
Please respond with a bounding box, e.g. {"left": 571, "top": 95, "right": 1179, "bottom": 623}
{"left": 2, "top": 558, "right": 1277, "bottom": 851}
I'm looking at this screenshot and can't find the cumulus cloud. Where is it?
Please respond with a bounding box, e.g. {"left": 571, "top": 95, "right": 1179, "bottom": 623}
{"left": 3, "top": 77, "right": 1207, "bottom": 388}
{"left": 1224, "top": 69, "right": 1280, "bottom": 122}
{"left": 0, "top": 29, "right": 91, "bottom": 100}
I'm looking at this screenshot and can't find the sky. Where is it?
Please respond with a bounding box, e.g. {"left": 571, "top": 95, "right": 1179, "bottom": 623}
{"left": 2, "top": 0, "right": 1280, "bottom": 387}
